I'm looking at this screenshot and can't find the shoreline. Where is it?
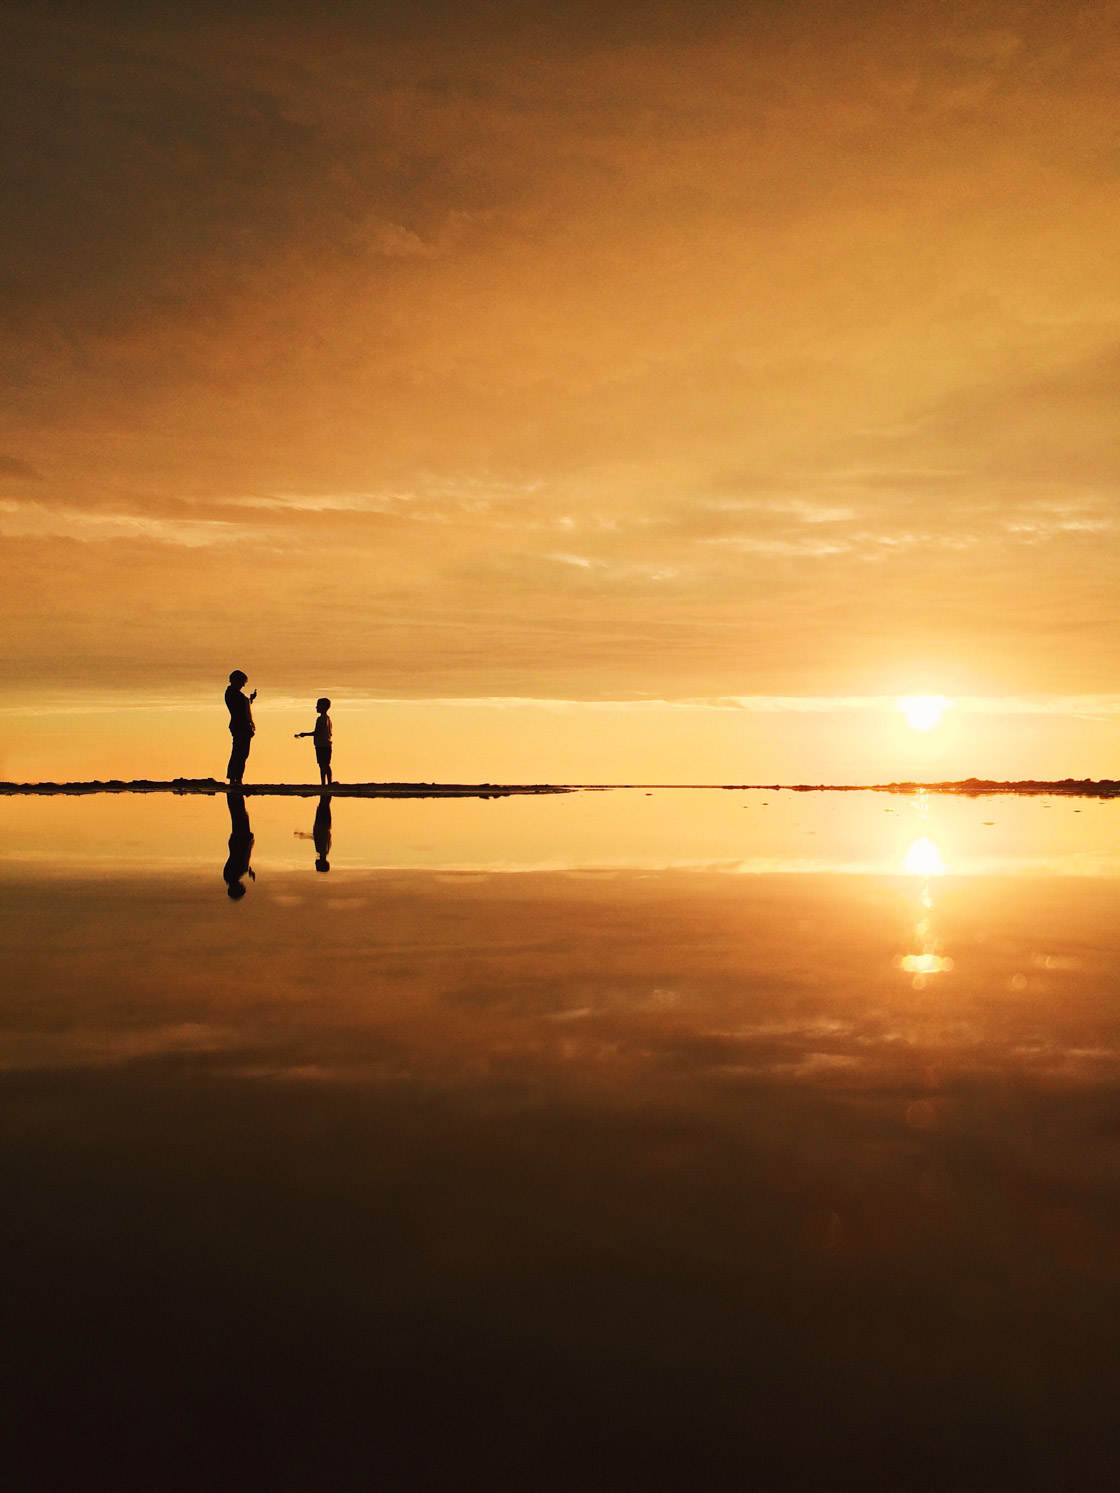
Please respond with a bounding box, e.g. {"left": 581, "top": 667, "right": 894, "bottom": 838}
{"left": 0, "top": 778, "right": 574, "bottom": 798}
{"left": 1, "top": 777, "right": 1118, "bottom": 798}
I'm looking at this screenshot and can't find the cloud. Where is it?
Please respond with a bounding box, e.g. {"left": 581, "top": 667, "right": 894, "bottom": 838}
{"left": 4, "top": 2, "right": 1120, "bottom": 698}
{"left": 229, "top": 492, "right": 418, "bottom": 515}
{"left": 0, "top": 456, "right": 40, "bottom": 480}
{"left": 701, "top": 496, "right": 857, "bottom": 523}
{"left": 0, "top": 501, "right": 260, "bottom": 546}
{"left": 225, "top": 475, "right": 543, "bottom": 521}
{"left": 702, "top": 535, "right": 852, "bottom": 558}
{"left": 879, "top": 346, "right": 1120, "bottom": 488}
{"left": 541, "top": 551, "right": 680, "bottom": 581}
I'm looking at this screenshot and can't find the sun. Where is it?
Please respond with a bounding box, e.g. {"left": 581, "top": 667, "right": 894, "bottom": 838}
{"left": 903, "top": 837, "right": 944, "bottom": 876}
{"left": 898, "top": 695, "right": 949, "bottom": 731}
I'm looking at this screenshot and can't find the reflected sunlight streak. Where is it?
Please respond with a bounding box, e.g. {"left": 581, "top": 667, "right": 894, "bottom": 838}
{"left": 899, "top": 952, "right": 955, "bottom": 976}
{"left": 899, "top": 834, "right": 952, "bottom": 987}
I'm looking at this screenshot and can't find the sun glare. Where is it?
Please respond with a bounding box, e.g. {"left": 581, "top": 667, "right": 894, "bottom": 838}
{"left": 903, "top": 837, "right": 944, "bottom": 877}
{"left": 898, "top": 695, "right": 949, "bottom": 731}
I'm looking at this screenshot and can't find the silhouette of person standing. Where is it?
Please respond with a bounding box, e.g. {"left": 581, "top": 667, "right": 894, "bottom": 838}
{"left": 223, "top": 791, "right": 255, "bottom": 899}
{"left": 225, "top": 670, "right": 256, "bottom": 786}
{"left": 294, "top": 697, "right": 332, "bottom": 786}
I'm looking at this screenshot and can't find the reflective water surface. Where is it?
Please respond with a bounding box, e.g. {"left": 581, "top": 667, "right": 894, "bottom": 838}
{"left": 3, "top": 791, "right": 1119, "bottom": 1488}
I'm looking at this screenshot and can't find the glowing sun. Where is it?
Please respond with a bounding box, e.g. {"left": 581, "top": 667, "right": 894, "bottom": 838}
{"left": 898, "top": 695, "right": 949, "bottom": 731}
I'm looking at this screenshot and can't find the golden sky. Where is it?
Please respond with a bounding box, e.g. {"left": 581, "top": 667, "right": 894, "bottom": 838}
{"left": 3, "top": 1, "right": 1120, "bottom": 776}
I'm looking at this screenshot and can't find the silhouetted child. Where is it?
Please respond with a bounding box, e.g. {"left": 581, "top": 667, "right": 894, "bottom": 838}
{"left": 295, "top": 697, "right": 333, "bottom": 785}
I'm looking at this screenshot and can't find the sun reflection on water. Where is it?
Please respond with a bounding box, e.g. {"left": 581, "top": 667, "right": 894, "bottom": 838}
{"left": 899, "top": 832, "right": 954, "bottom": 987}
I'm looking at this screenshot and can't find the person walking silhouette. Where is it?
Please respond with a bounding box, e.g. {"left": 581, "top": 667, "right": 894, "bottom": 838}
{"left": 225, "top": 670, "right": 256, "bottom": 786}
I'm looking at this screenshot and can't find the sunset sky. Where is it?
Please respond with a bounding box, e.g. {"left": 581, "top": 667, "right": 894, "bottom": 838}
{"left": 4, "top": 0, "right": 1120, "bottom": 782}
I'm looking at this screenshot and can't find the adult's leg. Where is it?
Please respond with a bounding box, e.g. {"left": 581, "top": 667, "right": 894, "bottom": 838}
{"left": 227, "top": 733, "right": 251, "bottom": 784}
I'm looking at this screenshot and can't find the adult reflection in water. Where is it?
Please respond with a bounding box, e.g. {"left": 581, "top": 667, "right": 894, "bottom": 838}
{"left": 295, "top": 795, "right": 332, "bottom": 872}
{"left": 223, "top": 791, "right": 256, "bottom": 899}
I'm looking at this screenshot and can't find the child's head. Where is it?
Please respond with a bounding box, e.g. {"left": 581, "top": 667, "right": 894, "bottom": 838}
{"left": 230, "top": 670, "right": 248, "bottom": 687}
{"left": 316, "top": 697, "right": 331, "bottom": 714}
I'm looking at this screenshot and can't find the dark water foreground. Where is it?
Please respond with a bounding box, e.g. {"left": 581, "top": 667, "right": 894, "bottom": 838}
{"left": 2, "top": 794, "right": 1119, "bottom": 1489}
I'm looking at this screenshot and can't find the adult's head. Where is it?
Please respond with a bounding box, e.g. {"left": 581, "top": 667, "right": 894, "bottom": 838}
{"left": 316, "top": 697, "right": 331, "bottom": 713}
{"left": 229, "top": 670, "right": 248, "bottom": 687}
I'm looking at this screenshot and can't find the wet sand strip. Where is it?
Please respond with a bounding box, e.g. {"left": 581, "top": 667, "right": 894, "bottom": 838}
{"left": 1, "top": 777, "right": 1118, "bottom": 797}
{"left": 0, "top": 779, "right": 577, "bottom": 798}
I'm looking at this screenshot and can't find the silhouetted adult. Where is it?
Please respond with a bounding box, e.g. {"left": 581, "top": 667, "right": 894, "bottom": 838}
{"left": 225, "top": 669, "right": 256, "bottom": 785}
{"left": 223, "top": 791, "right": 255, "bottom": 899}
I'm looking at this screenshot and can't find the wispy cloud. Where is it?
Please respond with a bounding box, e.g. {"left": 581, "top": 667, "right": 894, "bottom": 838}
{"left": 0, "top": 501, "right": 260, "bottom": 547}
{"left": 1004, "top": 517, "right": 1112, "bottom": 539}
{"left": 542, "top": 552, "right": 680, "bottom": 581}
{"left": 225, "top": 475, "right": 545, "bottom": 522}
{"left": 702, "top": 497, "right": 857, "bottom": 523}
{"left": 702, "top": 535, "right": 852, "bottom": 558}
{"left": 228, "top": 491, "right": 416, "bottom": 514}
{"left": 0, "top": 455, "right": 40, "bottom": 480}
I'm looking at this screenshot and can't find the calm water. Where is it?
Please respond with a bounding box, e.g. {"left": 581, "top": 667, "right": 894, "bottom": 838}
{"left": 3, "top": 790, "right": 1119, "bottom": 1488}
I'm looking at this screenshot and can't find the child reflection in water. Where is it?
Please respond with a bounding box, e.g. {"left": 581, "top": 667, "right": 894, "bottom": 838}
{"left": 223, "top": 792, "right": 256, "bottom": 899}
{"left": 294, "top": 794, "right": 332, "bottom": 872}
